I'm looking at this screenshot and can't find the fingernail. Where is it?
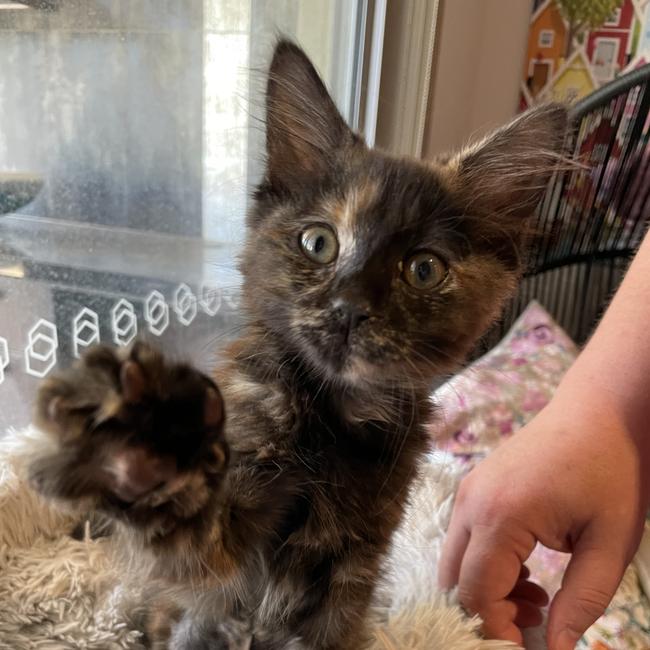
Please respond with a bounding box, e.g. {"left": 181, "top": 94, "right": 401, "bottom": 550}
{"left": 555, "top": 629, "right": 580, "bottom": 650}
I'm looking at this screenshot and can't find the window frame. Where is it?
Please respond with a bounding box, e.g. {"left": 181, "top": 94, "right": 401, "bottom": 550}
{"left": 538, "top": 29, "right": 555, "bottom": 48}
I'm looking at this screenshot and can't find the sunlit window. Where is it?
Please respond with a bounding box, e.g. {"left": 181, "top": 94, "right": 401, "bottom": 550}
{"left": 0, "top": 0, "right": 365, "bottom": 429}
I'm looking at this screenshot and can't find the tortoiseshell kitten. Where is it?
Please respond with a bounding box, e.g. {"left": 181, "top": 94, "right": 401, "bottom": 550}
{"left": 28, "top": 41, "right": 568, "bottom": 649}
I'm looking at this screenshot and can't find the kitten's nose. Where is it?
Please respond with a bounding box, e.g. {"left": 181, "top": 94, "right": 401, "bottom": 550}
{"left": 347, "top": 305, "right": 370, "bottom": 330}
{"left": 333, "top": 299, "right": 370, "bottom": 338}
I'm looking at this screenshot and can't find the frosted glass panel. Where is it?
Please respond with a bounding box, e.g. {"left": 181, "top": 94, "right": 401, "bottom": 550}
{"left": 0, "top": 0, "right": 364, "bottom": 431}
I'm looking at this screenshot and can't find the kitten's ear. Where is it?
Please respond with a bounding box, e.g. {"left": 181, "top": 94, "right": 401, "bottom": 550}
{"left": 265, "top": 40, "right": 357, "bottom": 193}
{"left": 449, "top": 104, "right": 570, "bottom": 220}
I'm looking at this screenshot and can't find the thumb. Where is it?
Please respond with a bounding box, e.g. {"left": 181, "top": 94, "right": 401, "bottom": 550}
{"left": 547, "top": 542, "right": 625, "bottom": 650}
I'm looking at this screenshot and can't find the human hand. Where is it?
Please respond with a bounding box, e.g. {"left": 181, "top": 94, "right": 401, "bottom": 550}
{"left": 438, "top": 392, "right": 649, "bottom": 649}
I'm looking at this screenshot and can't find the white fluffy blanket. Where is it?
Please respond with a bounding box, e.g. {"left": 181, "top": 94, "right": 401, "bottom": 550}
{"left": 0, "top": 426, "right": 521, "bottom": 650}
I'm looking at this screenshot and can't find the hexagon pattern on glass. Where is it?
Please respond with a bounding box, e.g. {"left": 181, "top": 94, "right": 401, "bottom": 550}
{"left": 111, "top": 299, "right": 138, "bottom": 347}
{"left": 25, "top": 319, "right": 58, "bottom": 378}
{"left": 173, "top": 283, "right": 198, "bottom": 327}
{"left": 73, "top": 307, "right": 101, "bottom": 358}
{"left": 145, "top": 290, "right": 170, "bottom": 337}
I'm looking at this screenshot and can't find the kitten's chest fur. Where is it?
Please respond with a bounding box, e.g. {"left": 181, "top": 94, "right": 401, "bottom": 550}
{"left": 213, "top": 336, "right": 432, "bottom": 640}
{"left": 222, "top": 335, "right": 431, "bottom": 555}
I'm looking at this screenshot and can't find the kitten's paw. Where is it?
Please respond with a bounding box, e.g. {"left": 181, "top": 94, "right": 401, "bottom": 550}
{"left": 29, "top": 342, "right": 228, "bottom": 533}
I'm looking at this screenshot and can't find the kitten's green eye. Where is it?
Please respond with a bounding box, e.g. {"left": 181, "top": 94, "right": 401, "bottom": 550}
{"left": 403, "top": 251, "right": 447, "bottom": 290}
{"left": 300, "top": 225, "right": 339, "bottom": 264}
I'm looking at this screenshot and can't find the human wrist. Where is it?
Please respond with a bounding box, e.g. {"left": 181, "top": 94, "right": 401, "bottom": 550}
{"left": 553, "top": 356, "right": 650, "bottom": 453}
{"left": 547, "top": 371, "right": 650, "bottom": 504}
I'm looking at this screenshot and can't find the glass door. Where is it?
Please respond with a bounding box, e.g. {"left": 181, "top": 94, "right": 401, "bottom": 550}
{"left": 0, "top": 0, "right": 368, "bottom": 431}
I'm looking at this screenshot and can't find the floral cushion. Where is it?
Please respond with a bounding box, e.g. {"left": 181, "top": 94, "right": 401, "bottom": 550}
{"left": 432, "top": 300, "right": 578, "bottom": 463}
{"left": 431, "top": 301, "right": 650, "bottom": 649}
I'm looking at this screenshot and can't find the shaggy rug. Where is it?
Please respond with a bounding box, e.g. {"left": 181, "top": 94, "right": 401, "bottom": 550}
{"left": 0, "top": 425, "right": 522, "bottom": 650}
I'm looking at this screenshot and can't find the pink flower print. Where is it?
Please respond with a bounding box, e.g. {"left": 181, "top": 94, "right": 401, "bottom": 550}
{"left": 510, "top": 334, "right": 541, "bottom": 356}
{"left": 538, "top": 357, "right": 563, "bottom": 374}
{"left": 489, "top": 403, "right": 515, "bottom": 438}
{"left": 454, "top": 453, "right": 478, "bottom": 465}
{"left": 522, "top": 389, "right": 549, "bottom": 413}
{"left": 532, "top": 323, "right": 554, "bottom": 344}
{"left": 499, "top": 419, "right": 513, "bottom": 435}
{"left": 500, "top": 370, "right": 525, "bottom": 386}
{"left": 453, "top": 428, "right": 476, "bottom": 445}
{"left": 478, "top": 380, "right": 503, "bottom": 398}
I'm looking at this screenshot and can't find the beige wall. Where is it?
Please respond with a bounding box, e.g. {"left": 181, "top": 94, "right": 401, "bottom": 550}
{"left": 423, "top": 0, "right": 533, "bottom": 158}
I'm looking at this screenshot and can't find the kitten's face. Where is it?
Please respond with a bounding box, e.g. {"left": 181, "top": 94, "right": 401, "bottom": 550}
{"left": 244, "top": 42, "right": 568, "bottom": 386}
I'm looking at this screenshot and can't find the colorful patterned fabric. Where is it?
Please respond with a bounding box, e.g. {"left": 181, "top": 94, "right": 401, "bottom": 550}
{"left": 430, "top": 301, "right": 650, "bottom": 649}
{"left": 431, "top": 300, "right": 578, "bottom": 462}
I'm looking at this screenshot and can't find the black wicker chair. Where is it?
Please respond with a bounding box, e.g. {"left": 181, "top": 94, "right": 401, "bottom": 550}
{"left": 489, "top": 63, "right": 650, "bottom": 349}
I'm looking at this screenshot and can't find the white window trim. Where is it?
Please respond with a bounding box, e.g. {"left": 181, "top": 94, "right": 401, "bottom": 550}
{"left": 592, "top": 37, "right": 621, "bottom": 81}
{"left": 538, "top": 29, "right": 554, "bottom": 48}
{"left": 362, "top": 0, "right": 386, "bottom": 146}
{"left": 373, "top": 0, "right": 441, "bottom": 157}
